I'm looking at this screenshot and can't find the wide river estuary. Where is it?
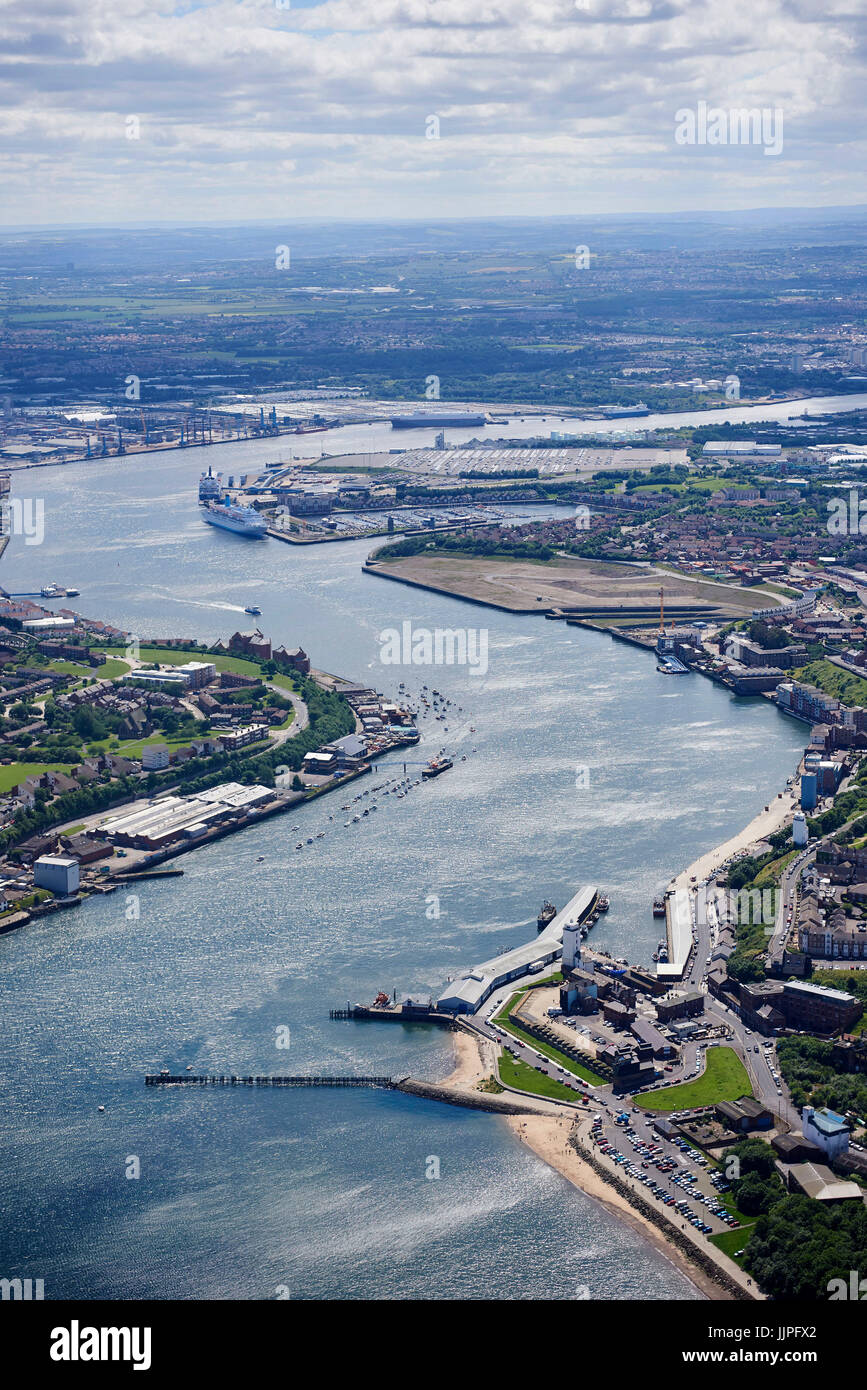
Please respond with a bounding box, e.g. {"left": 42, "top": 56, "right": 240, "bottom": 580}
{"left": 0, "top": 440, "right": 806, "bottom": 1299}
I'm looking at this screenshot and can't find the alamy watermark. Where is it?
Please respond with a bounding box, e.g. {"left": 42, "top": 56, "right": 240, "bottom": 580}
{"left": 379, "top": 622, "right": 489, "bottom": 676}
{"left": 828, "top": 1270, "right": 867, "bottom": 1299}
{"left": 675, "top": 101, "right": 783, "bottom": 157}
{"left": 827, "top": 491, "right": 867, "bottom": 535}
{"left": 1, "top": 497, "right": 44, "bottom": 545}
{"left": 696, "top": 883, "right": 780, "bottom": 933}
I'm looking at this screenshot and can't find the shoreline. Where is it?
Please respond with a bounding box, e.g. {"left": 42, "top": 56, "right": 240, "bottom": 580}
{"left": 432, "top": 1027, "right": 737, "bottom": 1300}
{"left": 507, "top": 1113, "right": 732, "bottom": 1301}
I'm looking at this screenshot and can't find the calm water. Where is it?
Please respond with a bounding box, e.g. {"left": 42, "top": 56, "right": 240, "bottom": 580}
{"left": 210, "top": 390, "right": 867, "bottom": 460}
{"left": 0, "top": 445, "right": 806, "bottom": 1299}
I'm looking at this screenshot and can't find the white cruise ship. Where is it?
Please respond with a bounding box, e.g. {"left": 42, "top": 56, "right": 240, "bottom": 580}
{"left": 201, "top": 500, "right": 268, "bottom": 538}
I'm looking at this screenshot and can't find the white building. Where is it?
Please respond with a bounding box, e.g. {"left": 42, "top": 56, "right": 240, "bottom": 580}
{"left": 802, "top": 1105, "right": 850, "bottom": 1160}
{"left": 34, "top": 855, "right": 80, "bottom": 896}
{"left": 176, "top": 661, "right": 216, "bottom": 690}
{"left": 792, "top": 811, "right": 808, "bottom": 846}
{"left": 142, "top": 744, "right": 170, "bottom": 771}
{"left": 561, "top": 922, "right": 583, "bottom": 971}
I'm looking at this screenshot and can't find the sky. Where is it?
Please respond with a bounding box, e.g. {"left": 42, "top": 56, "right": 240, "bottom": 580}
{"left": 0, "top": 0, "right": 865, "bottom": 225}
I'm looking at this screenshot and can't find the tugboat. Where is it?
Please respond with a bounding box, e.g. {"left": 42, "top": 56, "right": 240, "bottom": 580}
{"left": 652, "top": 896, "right": 666, "bottom": 917}
{"left": 597, "top": 894, "right": 610, "bottom": 912}
{"left": 537, "top": 900, "right": 557, "bottom": 932}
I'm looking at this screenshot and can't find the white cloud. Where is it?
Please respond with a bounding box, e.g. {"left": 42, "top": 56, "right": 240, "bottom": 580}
{"left": 0, "top": 0, "right": 863, "bottom": 222}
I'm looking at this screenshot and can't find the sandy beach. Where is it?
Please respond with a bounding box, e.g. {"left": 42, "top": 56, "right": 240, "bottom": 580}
{"left": 438, "top": 1026, "right": 501, "bottom": 1091}
{"left": 434, "top": 1030, "right": 737, "bottom": 1299}
{"left": 673, "top": 785, "right": 798, "bottom": 889}
{"left": 508, "top": 1113, "right": 735, "bottom": 1301}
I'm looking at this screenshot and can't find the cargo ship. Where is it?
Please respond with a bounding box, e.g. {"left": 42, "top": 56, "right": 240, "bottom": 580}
{"left": 421, "top": 757, "right": 453, "bottom": 778}
{"left": 537, "top": 900, "right": 557, "bottom": 932}
{"left": 600, "top": 402, "right": 650, "bottom": 418}
{"left": 390, "top": 413, "right": 488, "bottom": 429}
{"left": 201, "top": 500, "right": 268, "bottom": 538}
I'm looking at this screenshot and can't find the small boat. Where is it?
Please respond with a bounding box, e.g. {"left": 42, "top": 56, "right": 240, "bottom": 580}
{"left": 98, "top": 1105, "right": 105, "bottom": 1112}
{"left": 296, "top": 842, "right": 303, "bottom": 849}
{"left": 245, "top": 605, "right": 262, "bottom": 616}
{"left": 306, "top": 837, "right": 314, "bottom": 845}
{"left": 352, "top": 815, "right": 361, "bottom": 823}
{"left": 186, "top": 1064, "right": 194, "bottom": 1071}
{"left": 257, "top": 855, "right": 265, "bottom": 862}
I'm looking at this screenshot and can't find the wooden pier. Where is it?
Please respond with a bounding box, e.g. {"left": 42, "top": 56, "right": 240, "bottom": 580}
{"left": 145, "top": 1073, "right": 396, "bottom": 1088}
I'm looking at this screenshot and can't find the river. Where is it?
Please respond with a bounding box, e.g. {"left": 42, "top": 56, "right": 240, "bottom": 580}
{"left": 0, "top": 443, "right": 807, "bottom": 1299}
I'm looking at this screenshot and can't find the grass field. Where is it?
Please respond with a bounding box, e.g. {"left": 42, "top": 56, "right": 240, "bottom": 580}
{"left": 105, "top": 646, "right": 263, "bottom": 677}
{"left": 47, "top": 658, "right": 130, "bottom": 680}
{"left": 637, "top": 1047, "right": 752, "bottom": 1112}
{"left": 498, "top": 1053, "right": 578, "bottom": 1102}
{"left": 0, "top": 761, "right": 76, "bottom": 792}
{"left": 708, "top": 1226, "right": 754, "bottom": 1263}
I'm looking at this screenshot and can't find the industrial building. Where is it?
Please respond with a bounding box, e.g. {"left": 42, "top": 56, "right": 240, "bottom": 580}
{"left": 437, "top": 885, "right": 598, "bottom": 1013}
{"left": 658, "top": 887, "right": 692, "bottom": 980}
{"left": 33, "top": 854, "right": 80, "bottom": 896}
{"left": 783, "top": 1163, "right": 862, "bottom": 1203}
{"left": 96, "top": 783, "right": 273, "bottom": 850}
{"left": 702, "top": 442, "right": 782, "bottom": 457}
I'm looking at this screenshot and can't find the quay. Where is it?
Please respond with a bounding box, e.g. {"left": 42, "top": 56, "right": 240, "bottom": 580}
{"left": 438, "top": 884, "right": 598, "bottom": 1013}
{"left": 145, "top": 1073, "right": 397, "bottom": 1088}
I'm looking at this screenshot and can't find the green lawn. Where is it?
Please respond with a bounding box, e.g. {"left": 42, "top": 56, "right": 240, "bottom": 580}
{"left": 94, "top": 732, "right": 202, "bottom": 760}
{"left": 105, "top": 645, "right": 265, "bottom": 678}
{"left": 498, "top": 1053, "right": 578, "bottom": 1102}
{"left": 0, "top": 760, "right": 76, "bottom": 792}
{"left": 638, "top": 1047, "right": 752, "bottom": 1112}
{"left": 708, "top": 1225, "right": 754, "bottom": 1263}
{"left": 493, "top": 991, "right": 608, "bottom": 1086}
{"left": 47, "top": 658, "right": 130, "bottom": 680}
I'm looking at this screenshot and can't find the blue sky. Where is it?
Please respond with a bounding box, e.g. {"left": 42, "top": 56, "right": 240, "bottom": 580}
{"left": 0, "top": 0, "right": 864, "bottom": 224}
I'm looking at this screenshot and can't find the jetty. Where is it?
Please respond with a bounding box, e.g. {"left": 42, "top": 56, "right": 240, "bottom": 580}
{"left": 145, "top": 1074, "right": 397, "bottom": 1088}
